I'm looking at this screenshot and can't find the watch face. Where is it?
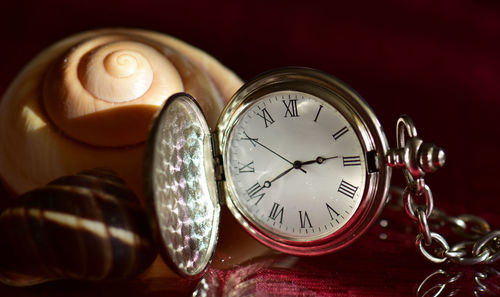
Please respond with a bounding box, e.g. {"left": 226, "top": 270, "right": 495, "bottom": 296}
{"left": 224, "top": 90, "right": 367, "bottom": 243}
{"left": 218, "top": 68, "right": 390, "bottom": 256}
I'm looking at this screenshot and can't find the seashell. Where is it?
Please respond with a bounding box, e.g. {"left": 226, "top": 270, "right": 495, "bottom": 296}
{"left": 0, "top": 168, "right": 157, "bottom": 287}
{"left": 0, "top": 28, "right": 243, "bottom": 198}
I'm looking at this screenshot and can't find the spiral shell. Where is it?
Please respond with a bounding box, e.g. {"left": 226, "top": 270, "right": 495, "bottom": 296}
{"left": 0, "top": 28, "right": 243, "bottom": 197}
{"left": 0, "top": 168, "right": 157, "bottom": 287}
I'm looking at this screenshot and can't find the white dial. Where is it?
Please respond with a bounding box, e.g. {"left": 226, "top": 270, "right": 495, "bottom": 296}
{"left": 224, "top": 90, "right": 367, "bottom": 241}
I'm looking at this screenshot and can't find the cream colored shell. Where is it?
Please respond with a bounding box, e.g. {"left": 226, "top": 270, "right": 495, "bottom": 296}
{"left": 0, "top": 28, "right": 243, "bottom": 198}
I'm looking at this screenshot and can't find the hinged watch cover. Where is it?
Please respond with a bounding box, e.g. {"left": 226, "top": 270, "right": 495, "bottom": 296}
{"left": 144, "top": 93, "right": 220, "bottom": 278}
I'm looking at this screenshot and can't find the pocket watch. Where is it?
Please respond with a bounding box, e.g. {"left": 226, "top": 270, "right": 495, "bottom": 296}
{"left": 144, "top": 67, "right": 448, "bottom": 278}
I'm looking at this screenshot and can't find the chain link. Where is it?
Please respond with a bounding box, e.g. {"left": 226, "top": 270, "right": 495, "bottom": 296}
{"left": 388, "top": 115, "right": 500, "bottom": 265}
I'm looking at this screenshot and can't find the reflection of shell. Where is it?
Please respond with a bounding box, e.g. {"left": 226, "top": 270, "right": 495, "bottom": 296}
{"left": 0, "top": 28, "right": 243, "bottom": 197}
{"left": 0, "top": 168, "right": 157, "bottom": 287}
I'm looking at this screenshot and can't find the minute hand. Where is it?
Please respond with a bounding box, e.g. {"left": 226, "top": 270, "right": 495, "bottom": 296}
{"left": 242, "top": 132, "right": 306, "bottom": 173}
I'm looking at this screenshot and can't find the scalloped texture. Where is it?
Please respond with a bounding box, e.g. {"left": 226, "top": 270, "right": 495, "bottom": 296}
{"left": 0, "top": 28, "right": 243, "bottom": 197}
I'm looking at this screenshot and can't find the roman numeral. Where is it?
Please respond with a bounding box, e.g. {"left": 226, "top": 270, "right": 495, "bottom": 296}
{"left": 326, "top": 203, "right": 339, "bottom": 220}
{"left": 283, "top": 99, "right": 299, "bottom": 117}
{"left": 238, "top": 161, "right": 255, "bottom": 173}
{"left": 337, "top": 180, "right": 358, "bottom": 199}
{"left": 314, "top": 105, "right": 323, "bottom": 122}
{"left": 246, "top": 182, "right": 267, "bottom": 205}
{"left": 332, "top": 126, "right": 348, "bottom": 140}
{"left": 299, "top": 210, "right": 312, "bottom": 228}
{"left": 342, "top": 156, "right": 361, "bottom": 167}
{"left": 257, "top": 108, "right": 275, "bottom": 128}
{"left": 269, "top": 202, "right": 284, "bottom": 224}
{"left": 241, "top": 131, "right": 258, "bottom": 147}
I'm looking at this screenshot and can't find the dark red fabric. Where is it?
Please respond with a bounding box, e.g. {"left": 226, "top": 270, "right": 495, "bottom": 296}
{"left": 1, "top": 1, "right": 499, "bottom": 296}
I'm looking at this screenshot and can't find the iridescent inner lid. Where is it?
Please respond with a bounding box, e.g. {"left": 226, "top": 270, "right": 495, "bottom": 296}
{"left": 144, "top": 92, "right": 220, "bottom": 278}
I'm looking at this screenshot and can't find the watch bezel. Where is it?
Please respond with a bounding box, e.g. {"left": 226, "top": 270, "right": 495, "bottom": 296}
{"left": 217, "top": 67, "right": 391, "bottom": 256}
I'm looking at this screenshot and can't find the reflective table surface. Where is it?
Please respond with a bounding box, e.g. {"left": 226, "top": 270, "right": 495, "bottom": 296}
{"left": 1, "top": 193, "right": 498, "bottom": 297}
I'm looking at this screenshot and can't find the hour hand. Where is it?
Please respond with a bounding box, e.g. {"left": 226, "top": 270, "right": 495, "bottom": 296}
{"left": 263, "top": 160, "right": 307, "bottom": 188}
{"left": 301, "top": 156, "right": 338, "bottom": 166}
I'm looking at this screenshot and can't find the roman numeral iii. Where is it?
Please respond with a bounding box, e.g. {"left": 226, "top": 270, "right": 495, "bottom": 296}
{"left": 342, "top": 156, "right": 361, "bottom": 167}
{"left": 337, "top": 179, "right": 358, "bottom": 199}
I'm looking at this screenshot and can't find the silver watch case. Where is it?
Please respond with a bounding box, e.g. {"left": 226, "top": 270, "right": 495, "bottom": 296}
{"left": 144, "top": 67, "right": 391, "bottom": 277}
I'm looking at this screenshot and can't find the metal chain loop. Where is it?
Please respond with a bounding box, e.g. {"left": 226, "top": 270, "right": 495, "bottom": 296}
{"left": 388, "top": 115, "right": 500, "bottom": 265}
{"left": 404, "top": 184, "right": 434, "bottom": 221}
{"left": 416, "top": 232, "right": 449, "bottom": 264}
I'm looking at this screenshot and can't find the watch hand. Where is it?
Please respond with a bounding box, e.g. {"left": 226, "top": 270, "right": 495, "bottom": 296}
{"left": 301, "top": 156, "right": 338, "bottom": 165}
{"left": 263, "top": 160, "right": 305, "bottom": 188}
{"left": 242, "top": 131, "right": 306, "bottom": 173}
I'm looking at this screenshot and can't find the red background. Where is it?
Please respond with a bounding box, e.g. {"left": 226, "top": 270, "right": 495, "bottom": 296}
{"left": 1, "top": 1, "right": 499, "bottom": 296}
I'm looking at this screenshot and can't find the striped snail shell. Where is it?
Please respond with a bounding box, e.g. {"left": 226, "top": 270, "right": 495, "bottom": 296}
{"left": 0, "top": 28, "right": 243, "bottom": 198}
{"left": 0, "top": 168, "right": 157, "bottom": 287}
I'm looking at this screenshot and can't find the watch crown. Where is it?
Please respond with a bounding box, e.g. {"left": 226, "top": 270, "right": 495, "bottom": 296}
{"left": 387, "top": 115, "right": 447, "bottom": 181}
{"left": 418, "top": 143, "right": 446, "bottom": 174}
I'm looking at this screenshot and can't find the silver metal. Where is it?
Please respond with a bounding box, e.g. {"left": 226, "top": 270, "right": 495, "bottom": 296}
{"left": 475, "top": 267, "right": 500, "bottom": 295}
{"left": 416, "top": 232, "right": 449, "bottom": 264}
{"left": 386, "top": 115, "right": 446, "bottom": 192}
{"left": 144, "top": 93, "right": 221, "bottom": 278}
{"left": 144, "top": 68, "right": 497, "bottom": 272}
{"left": 217, "top": 67, "right": 391, "bottom": 256}
{"left": 416, "top": 269, "right": 462, "bottom": 297}
{"left": 448, "top": 241, "right": 491, "bottom": 265}
{"left": 417, "top": 267, "right": 500, "bottom": 297}
{"left": 392, "top": 115, "right": 500, "bottom": 265}
{"left": 417, "top": 209, "right": 433, "bottom": 246}
{"left": 453, "top": 215, "right": 491, "bottom": 240}
{"left": 404, "top": 184, "right": 434, "bottom": 221}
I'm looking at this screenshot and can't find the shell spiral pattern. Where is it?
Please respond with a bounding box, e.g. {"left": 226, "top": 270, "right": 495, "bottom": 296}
{"left": 0, "top": 168, "right": 157, "bottom": 287}
{"left": 43, "top": 35, "right": 184, "bottom": 147}
{"left": 0, "top": 28, "right": 243, "bottom": 197}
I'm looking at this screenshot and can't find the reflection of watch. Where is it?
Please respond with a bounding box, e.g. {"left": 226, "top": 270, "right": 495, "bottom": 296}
{"left": 144, "top": 67, "right": 449, "bottom": 278}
